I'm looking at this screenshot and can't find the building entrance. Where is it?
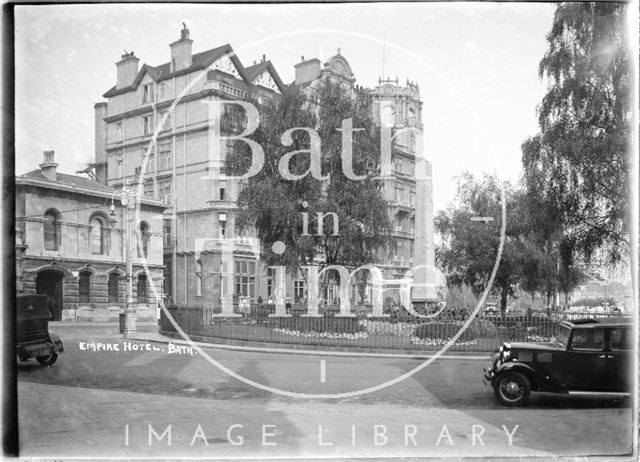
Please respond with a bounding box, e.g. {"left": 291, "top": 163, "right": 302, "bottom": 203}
{"left": 35, "top": 269, "right": 64, "bottom": 320}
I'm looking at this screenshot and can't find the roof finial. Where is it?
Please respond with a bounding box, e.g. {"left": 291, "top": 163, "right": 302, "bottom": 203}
{"left": 181, "top": 22, "right": 189, "bottom": 40}
{"left": 337, "top": 47, "right": 341, "bottom": 55}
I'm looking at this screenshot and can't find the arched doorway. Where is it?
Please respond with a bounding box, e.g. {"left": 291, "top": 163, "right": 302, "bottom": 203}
{"left": 35, "top": 269, "right": 64, "bottom": 320}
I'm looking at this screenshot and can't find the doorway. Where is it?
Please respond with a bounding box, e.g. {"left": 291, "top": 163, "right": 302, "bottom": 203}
{"left": 35, "top": 269, "right": 64, "bottom": 320}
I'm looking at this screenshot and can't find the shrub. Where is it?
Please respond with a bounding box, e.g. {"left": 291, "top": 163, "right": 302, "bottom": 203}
{"left": 270, "top": 316, "right": 365, "bottom": 334}
{"left": 413, "top": 322, "right": 477, "bottom": 341}
{"left": 468, "top": 318, "right": 498, "bottom": 337}
{"left": 359, "top": 319, "right": 420, "bottom": 337}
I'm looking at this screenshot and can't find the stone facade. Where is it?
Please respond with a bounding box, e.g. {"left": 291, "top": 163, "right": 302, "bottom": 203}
{"left": 16, "top": 151, "right": 166, "bottom": 322}
{"left": 93, "top": 26, "right": 435, "bottom": 312}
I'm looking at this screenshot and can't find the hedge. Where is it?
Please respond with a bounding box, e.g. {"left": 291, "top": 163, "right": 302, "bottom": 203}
{"left": 269, "top": 316, "right": 366, "bottom": 334}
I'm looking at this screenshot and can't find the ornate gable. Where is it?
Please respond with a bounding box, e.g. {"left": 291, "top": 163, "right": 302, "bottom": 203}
{"left": 211, "top": 55, "right": 242, "bottom": 79}
{"left": 323, "top": 49, "right": 355, "bottom": 82}
{"left": 254, "top": 71, "right": 281, "bottom": 94}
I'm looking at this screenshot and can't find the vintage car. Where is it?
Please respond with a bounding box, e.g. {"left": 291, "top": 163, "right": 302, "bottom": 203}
{"left": 483, "top": 318, "right": 631, "bottom": 406}
{"left": 16, "top": 294, "right": 64, "bottom": 366}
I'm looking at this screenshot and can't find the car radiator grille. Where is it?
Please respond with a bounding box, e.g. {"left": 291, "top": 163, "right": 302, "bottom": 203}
{"left": 19, "top": 330, "right": 50, "bottom": 344}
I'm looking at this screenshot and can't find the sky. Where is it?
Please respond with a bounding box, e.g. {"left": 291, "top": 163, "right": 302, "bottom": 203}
{"left": 14, "top": 2, "right": 556, "bottom": 213}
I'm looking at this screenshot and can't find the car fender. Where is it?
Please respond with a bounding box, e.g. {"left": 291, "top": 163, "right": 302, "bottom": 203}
{"left": 496, "top": 362, "right": 564, "bottom": 393}
{"left": 49, "top": 332, "right": 64, "bottom": 353}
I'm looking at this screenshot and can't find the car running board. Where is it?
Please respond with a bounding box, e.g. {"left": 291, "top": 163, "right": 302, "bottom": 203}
{"left": 567, "top": 391, "right": 630, "bottom": 397}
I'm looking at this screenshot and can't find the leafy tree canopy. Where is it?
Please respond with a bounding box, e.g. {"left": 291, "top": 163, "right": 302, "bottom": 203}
{"left": 227, "top": 83, "right": 392, "bottom": 277}
{"left": 435, "top": 173, "right": 522, "bottom": 313}
{"left": 435, "top": 172, "right": 588, "bottom": 313}
{"left": 522, "top": 2, "right": 631, "bottom": 264}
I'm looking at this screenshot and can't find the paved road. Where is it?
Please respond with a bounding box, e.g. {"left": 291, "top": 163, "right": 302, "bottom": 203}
{"left": 17, "top": 325, "right": 633, "bottom": 459}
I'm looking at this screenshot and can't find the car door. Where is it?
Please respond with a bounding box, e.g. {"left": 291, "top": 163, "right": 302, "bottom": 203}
{"left": 603, "top": 326, "right": 631, "bottom": 392}
{"left": 563, "top": 327, "right": 608, "bottom": 391}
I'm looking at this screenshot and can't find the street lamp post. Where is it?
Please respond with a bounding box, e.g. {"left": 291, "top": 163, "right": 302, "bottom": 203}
{"left": 111, "top": 188, "right": 137, "bottom": 338}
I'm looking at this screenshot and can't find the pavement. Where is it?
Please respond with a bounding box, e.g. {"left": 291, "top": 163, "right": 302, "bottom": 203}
{"left": 16, "top": 324, "right": 636, "bottom": 460}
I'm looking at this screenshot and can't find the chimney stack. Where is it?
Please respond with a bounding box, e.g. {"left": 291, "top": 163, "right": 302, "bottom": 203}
{"left": 294, "top": 58, "right": 321, "bottom": 86}
{"left": 170, "top": 23, "right": 193, "bottom": 72}
{"left": 94, "top": 102, "right": 108, "bottom": 184}
{"left": 39, "top": 150, "right": 58, "bottom": 181}
{"left": 116, "top": 51, "right": 139, "bottom": 89}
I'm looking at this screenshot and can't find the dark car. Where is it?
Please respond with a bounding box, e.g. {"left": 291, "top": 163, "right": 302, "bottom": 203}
{"left": 16, "top": 294, "right": 64, "bottom": 366}
{"left": 483, "top": 318, "right": 631, "bottom": 406}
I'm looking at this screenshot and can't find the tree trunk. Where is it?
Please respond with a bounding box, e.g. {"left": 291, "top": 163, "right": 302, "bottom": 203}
{"left": 500, "top": 286, "right": 509, "bottom": 315}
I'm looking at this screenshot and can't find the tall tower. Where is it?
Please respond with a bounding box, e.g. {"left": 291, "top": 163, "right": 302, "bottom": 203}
{"left": 370, "top": 77, "right": 436, "bottom": 309}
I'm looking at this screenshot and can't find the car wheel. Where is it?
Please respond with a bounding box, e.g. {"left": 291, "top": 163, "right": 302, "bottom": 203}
{"left": 36, "top": 352, "right": 58, "bottom": 366}
{"left": 494, "top": 371, "right": 530, "bottom": 406}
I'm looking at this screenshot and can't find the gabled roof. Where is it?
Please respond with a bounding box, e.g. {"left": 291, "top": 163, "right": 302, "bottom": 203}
{"left": 244, "top": 60, "right": 287, "bottom": 94}
{"left": 244, "top": 61, "right": 270, "bottom": 81}
{"left": 20, "top": 169, "right": 114, "bottom": 193}
{"left": 104, "top": 44, "right": 235, "bottom": 97}
{"left": 103, "top": 44, "right": 280, "bottom": 98}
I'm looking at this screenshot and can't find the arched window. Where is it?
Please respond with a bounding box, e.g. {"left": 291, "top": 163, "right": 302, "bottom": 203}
{"left": 139, "top": 222, "right": 150, "bottom": 258}
{"left": 43, "top": 210, "right": 59, "bottom": 250}
{"left": 137, "top": 274, "right": 147, "bottom": 304}
{"left": 78, "top": 271, "right": 91, "bottom": 304}
{"left": 195, "top": 260, "right": 203, "bottom": 296}
{"left": 90, "top": 215, "right": 106, "bottom": 255}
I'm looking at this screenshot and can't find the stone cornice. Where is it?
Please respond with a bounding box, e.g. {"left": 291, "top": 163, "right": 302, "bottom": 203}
{"left": 17, "top": 177, "right": 166, "bottom": 210}
{"left": 22, "top": 254, "right": 164, "bottom": 271}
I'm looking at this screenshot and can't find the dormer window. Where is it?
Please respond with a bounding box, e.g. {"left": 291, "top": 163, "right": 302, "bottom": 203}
{"left": 142, "top": 83, "right": 154, "bottom": 103}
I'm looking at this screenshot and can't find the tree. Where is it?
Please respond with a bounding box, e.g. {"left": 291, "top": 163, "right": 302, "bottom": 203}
{"left": 522, "top": 2, "right": 631, "bottom": 264}
{"left": 518, "top": 190, "right": 589, "bottom": 309}
{"left": 435, "top": 173, "right": 526, "bottom": 314}
{"left": 227, "top": 83, "right": 392, "bottom": 278}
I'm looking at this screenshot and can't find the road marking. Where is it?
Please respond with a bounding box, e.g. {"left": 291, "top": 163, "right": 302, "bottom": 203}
{"left": 320, "top": 359, "right": 326, "bottom": 383}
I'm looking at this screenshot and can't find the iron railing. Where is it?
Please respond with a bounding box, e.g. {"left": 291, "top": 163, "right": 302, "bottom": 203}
{"left": 159, "top": 304, "right": 632, "bottom": 353}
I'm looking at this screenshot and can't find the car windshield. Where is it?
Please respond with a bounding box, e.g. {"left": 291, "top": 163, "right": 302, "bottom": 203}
{"left": 555, "top": 325, "right": 570, "bottom": 348}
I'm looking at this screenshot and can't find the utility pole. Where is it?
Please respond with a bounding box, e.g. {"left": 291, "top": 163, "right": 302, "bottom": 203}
{"left": 111, "top": 188, "right": 137, "bottom": 337}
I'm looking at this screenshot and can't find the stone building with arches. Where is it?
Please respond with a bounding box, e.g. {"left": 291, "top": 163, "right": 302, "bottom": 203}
{"left": 16, "top": 150, "right": 166, "bottom": 322}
